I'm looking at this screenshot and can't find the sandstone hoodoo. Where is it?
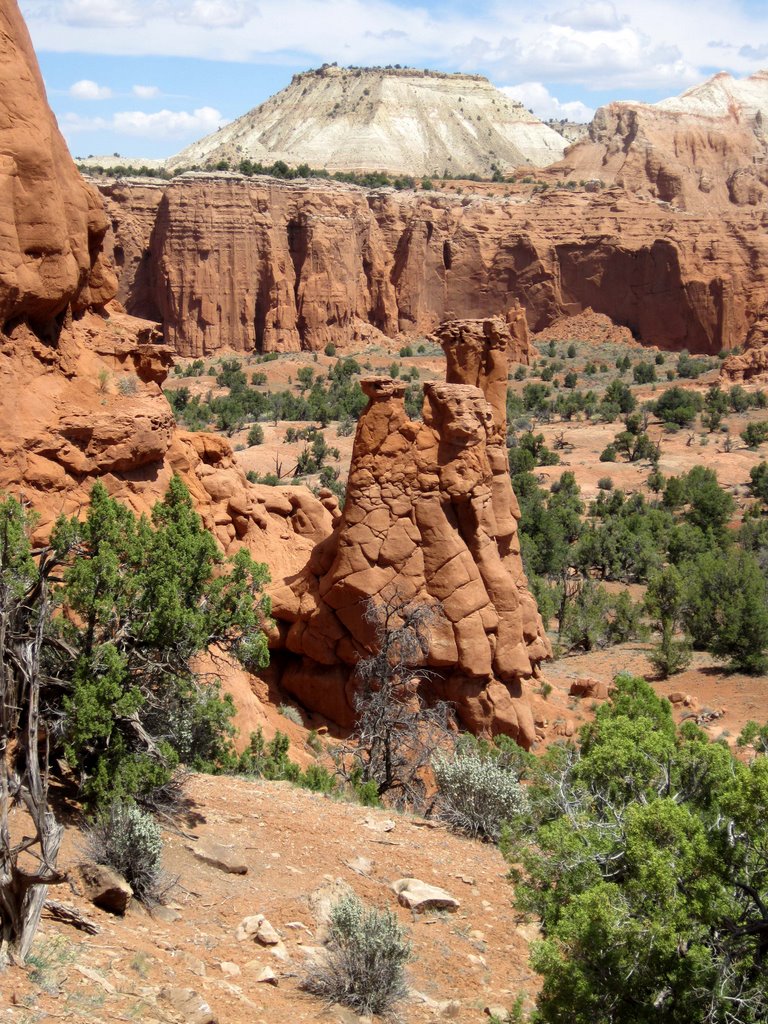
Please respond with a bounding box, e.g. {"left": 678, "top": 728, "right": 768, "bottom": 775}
{"left": 269, "top": 312, "right": 551, "bottom": 745}
{"left": 167, "top": 65, "right": 568, "bottom": 178}
{"left": 101, "top": 173, "right": 768, "bottom": 358}
{"left": 0, "top": 0, "right": 115, "bottom": 331}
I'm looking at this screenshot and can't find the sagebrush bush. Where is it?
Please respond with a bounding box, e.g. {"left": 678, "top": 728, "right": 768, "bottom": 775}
{"left": 303, "top": 892, "right": 411, "bottom": 1014}
{"left": 85, "top": 802, "right": 167, "bottom": 905}
{"left": 432, "top": 750, "right": 528, "bottom": 841}
{"left": 279, "top": 703, "right": 303, "bottom": 726}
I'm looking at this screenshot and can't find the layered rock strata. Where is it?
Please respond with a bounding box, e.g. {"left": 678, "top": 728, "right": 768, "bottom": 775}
{"left": 269, "top": 314, "right": 550, "bottom": 744}
{"left": 167, "top": 65, "right": 567, "bottom": 176}
{"left": 100, "top": 174, "right": 768, "bottom": 358}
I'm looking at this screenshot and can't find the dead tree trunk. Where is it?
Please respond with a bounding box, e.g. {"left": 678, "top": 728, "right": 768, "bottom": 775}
{"left": 0, "top": 541, "right": 64, "bottom": 966}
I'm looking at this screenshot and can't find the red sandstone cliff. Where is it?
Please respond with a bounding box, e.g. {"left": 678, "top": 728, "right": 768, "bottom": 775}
{"left": 100, "top": 174, "right": 768, "bottom": 358}
{"left": 0, "top": 0, "right": 116, "bottom": 329}
{"left": 0, "top": 0, "right": 331, "bottom": 583}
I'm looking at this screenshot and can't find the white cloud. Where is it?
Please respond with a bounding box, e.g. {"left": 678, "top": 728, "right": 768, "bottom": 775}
{"left": 114, "top": 106, "right": 225, "bottom": 136}
{"left": 19, "top": 0, "right": 768, "bottom": 95}
{"left": 132, "top": 84, "right": 160, "bottom": 98}
{"left": 551, "top": 2, "right": 627, "bottom": 32}
{"left": 501, "top": 82, "right": 595, "bottom": 123}
{"left": 63, "top": 106, "right": 226, "bottom": 138}
{"left": 69, "top": 78, "right": 112, "bottom": 100}
{"left": 740, "top": 43, "right": 768, "bottom": 59}
{"left": 176, "top": 0, "right": 255, "bottom": 28}
{"left": 58, "top": 0, "right": 142, "bottom": 28}
{"left": 455, "top": 24, "right": 697, "bottom": 93}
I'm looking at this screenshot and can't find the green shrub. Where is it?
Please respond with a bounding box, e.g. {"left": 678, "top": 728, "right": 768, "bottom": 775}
{"left": 652, "top": 386, "right": 702, "bottom": 427}
{"left": 741, "top": 421, "right": 768, "bottom": 449}
{"left": 599, "top": 444, "right": 617, "bottom": 462}
{"left": 597, "top": 476, "right": 614, "bottom": 491}
{"left": 324, "top": 343, "right": 336, "bottom": 357}
{"left": 749, "top": 461, "right": 768, "bottom": 503}
{"left": 303, "top": 893, "right": 411, "bottom": 1015}
{"left": 85, "top": 802, "right": 168, "bottom": 905}
{"left": 433, "top": 750, "right": 528, "bottom": 842}
{"left": 247, "top": 423, "right": 264, "bottom": 446}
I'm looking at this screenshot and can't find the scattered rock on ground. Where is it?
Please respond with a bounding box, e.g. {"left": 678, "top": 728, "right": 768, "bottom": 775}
{"left": 187, "top": 838, "right": 248, "bottom": 874}
{"left": 76, "top": 862, "right": 133, "bottom": 915}
{"left": 160, "top": 986, "right": 217, "bottom": 1024}
{"left": 569, "top": 677, "right": 615, "bottom": 700}
{"left": 391, "top": 878, "right": 460, "bottom": 913}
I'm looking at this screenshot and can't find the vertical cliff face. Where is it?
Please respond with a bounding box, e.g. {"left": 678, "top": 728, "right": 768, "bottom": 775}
{"left": 0, "top": 0, "right": 116, "bottom": 331}
{"left": 0, "top": 0, "right": 333, "bottom": 587}
{"left": 101, "top": 177, "right": 400, "bottom": 356}
{"left": 269, "top": 314, "right": 550, "bottom": 745}
{"left": 100, "top": 175, "right": 768, "bottom": 358}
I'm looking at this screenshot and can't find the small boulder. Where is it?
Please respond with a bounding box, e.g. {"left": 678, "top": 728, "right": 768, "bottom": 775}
{"left": 361, "top": 815, "right": 396, "bottom": 833}
{"left": 256, "top": 918, "right": 281, "bottom": 946}
{"left": 256, "top": 966, "right": 278, "bottom": 986}
{"left": 569, "top": 678, "right": 615, "bottom": 700}
{"left": 485, "top": 1006, "right": 510, "bottom": 1020}
{"left": 391, "top": 878, "right": 459, "bottom": 913}
{"left": 187, "top": 838, "right": 248, "bottom": 875}
{"left": 77, "top": 862, "right": 132, "bottom": 915}
{"left": 160, "top": 987, "right": 217, "bottom": 1024}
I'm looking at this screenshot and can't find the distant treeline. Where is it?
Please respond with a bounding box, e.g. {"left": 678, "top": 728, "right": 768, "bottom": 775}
{"left": 77, "top": 159, "right": 418, "bottom": 190}
{"left": 75, "top": 158, "right": 551, "bottom": 188}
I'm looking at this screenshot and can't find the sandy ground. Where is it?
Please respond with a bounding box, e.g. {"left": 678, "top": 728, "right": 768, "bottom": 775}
{"left": 2, "top": 775, "right": 538, "bottom": 1024}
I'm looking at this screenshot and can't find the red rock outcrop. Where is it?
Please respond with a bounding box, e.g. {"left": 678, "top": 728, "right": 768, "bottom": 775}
{"left": 0, "top": 307, "right": 334, "bottom": 577}
{"left": 0, "top": 0, "right": 116, "bottom": 330}
{"left": 269, "top": 315, "right": 550, "bottom": 744}
{"left": 100, "top": 174, "right": 768, "bottom": 358}
{"left": 721, "top": 313, "right": 768, "bottom": 382}
{"left": 0, "top": 0, "right": 332, "bottom": 584}
{"left": 554, "top": 71, "right": 768, "bottom": 213}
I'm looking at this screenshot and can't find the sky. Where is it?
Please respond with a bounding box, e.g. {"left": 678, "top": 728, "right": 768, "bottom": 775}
{"left": 18, "top": 0, "right": 768, "bottom": 161}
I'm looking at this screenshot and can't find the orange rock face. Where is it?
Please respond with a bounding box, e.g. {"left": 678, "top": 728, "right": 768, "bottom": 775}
{"left": 551, "top": 71, "right": 768, "bottom": 214}
{"left": 269, "top": 315, "right": 551, "bottom": 744}
{"left": 0, "top": 308, "right": 333, "bottom": 577}
{"left": 101, "top": 174, "right": 768, "bottom": 357}
{"left": 0, "top": 0, "right": 116, "bottom": 328}
{"left": 0, "top": 0, "right": 332, "bottom": 587}
{"left": 721, "top": 314, "right": 768, "bottom": 382}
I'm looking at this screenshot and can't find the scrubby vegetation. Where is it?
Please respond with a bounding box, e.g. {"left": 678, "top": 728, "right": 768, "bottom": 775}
{"left": 508, "top": 674, "right": 768, "bottom": 1024}
{"left": 85, "top": 802, "right": 169, "bottom": 905}
{"left": 513, "top": 453, "right": 768, "bottom": 671}
{"left": 302, "top": 892, "right": 411, "bottom": 1014}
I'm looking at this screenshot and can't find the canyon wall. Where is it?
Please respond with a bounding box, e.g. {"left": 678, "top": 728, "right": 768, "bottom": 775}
{"left": 0, "top": 0, "right": 331, "bottom": 585}
{"left": 100, "top": 174, "right": 768, "bottom": 358}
